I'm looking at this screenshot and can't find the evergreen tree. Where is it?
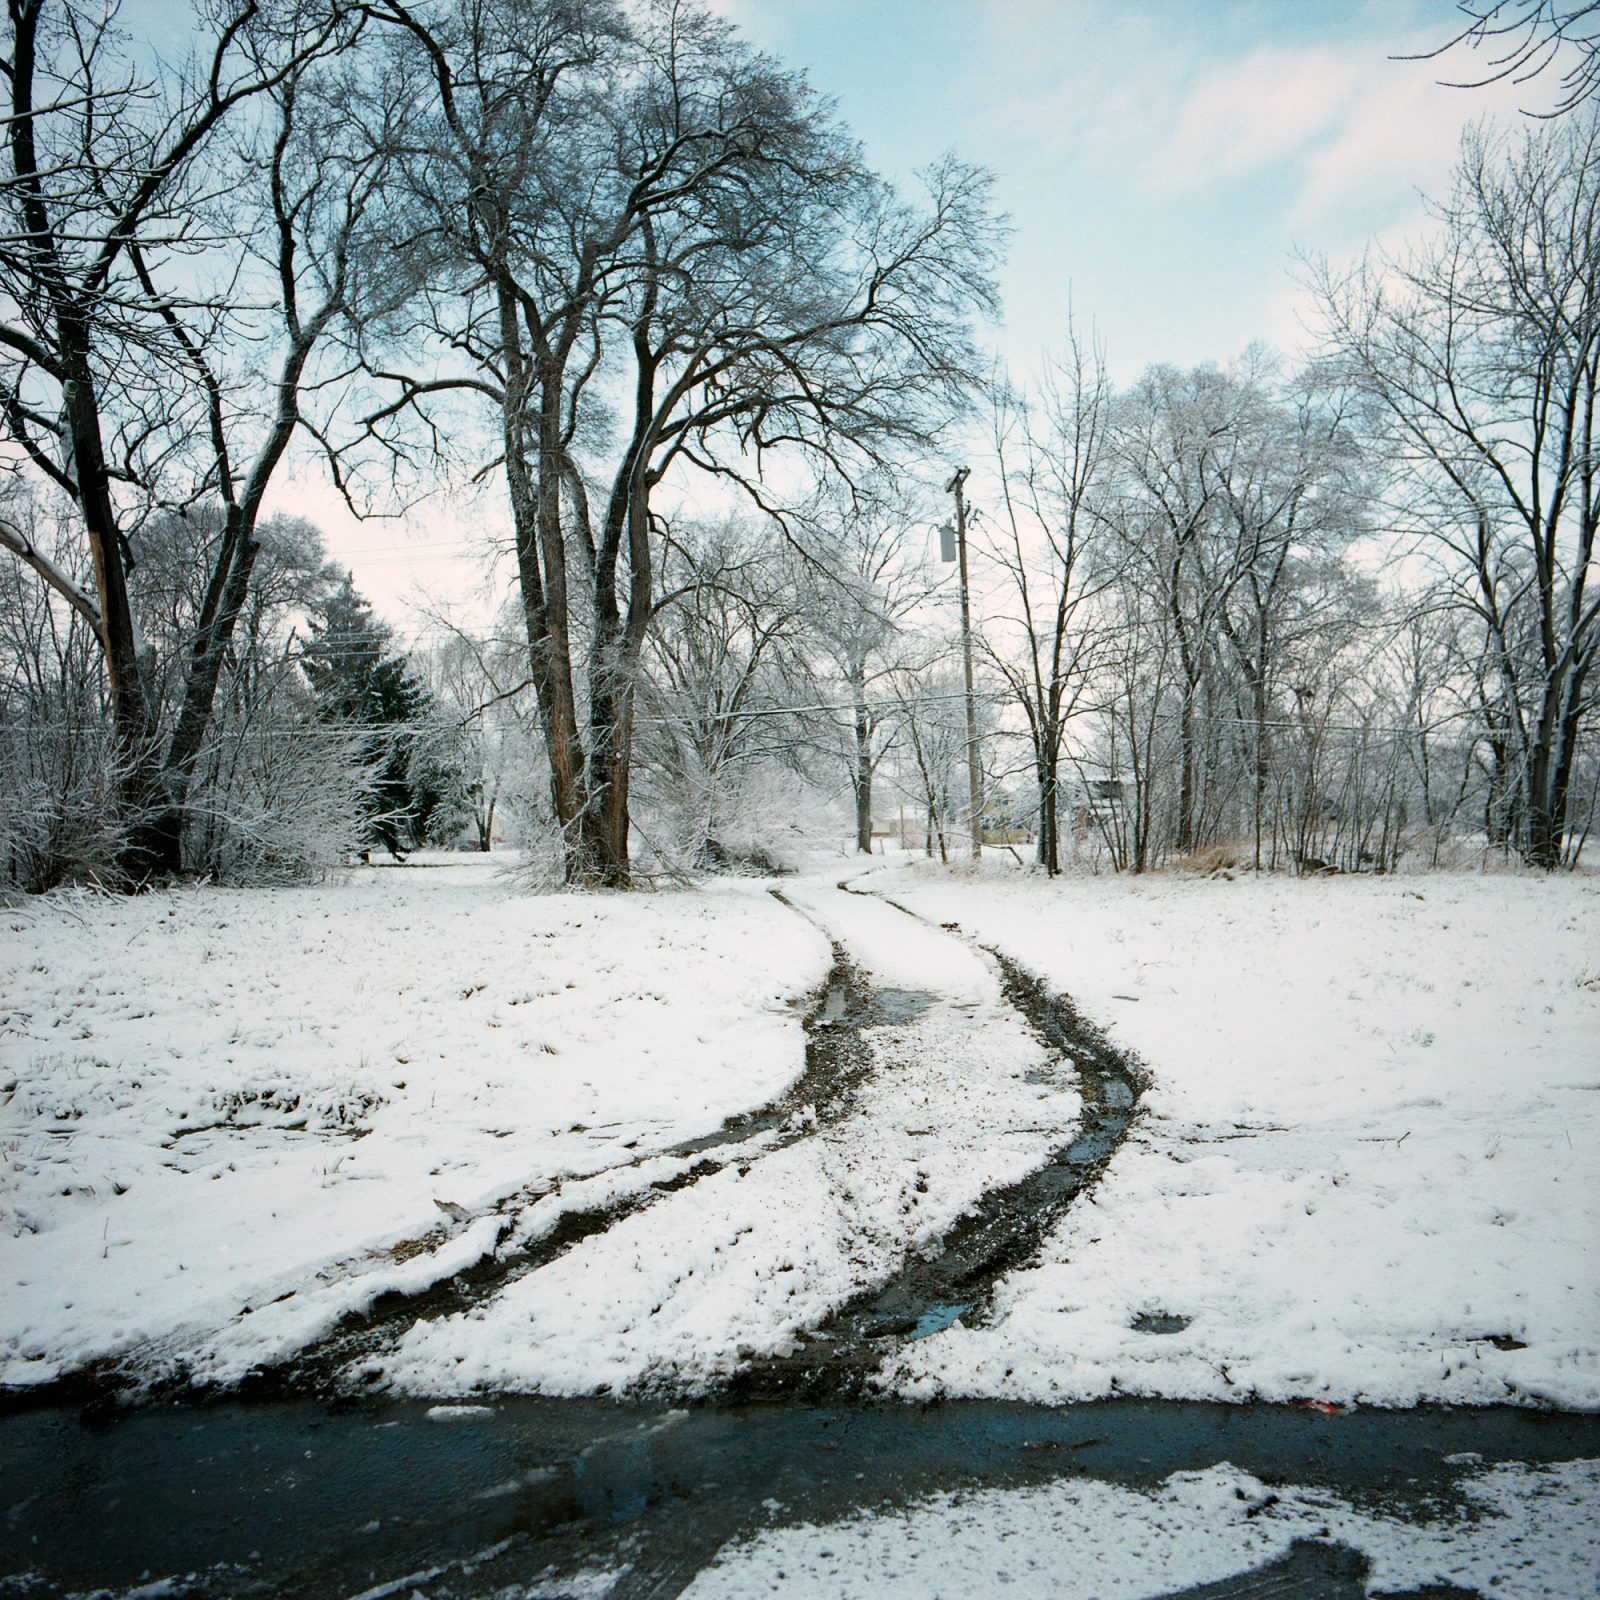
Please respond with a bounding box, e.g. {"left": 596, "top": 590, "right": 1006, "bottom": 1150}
{"left": 301, "top": 575, "right": 440, "bottom": 858}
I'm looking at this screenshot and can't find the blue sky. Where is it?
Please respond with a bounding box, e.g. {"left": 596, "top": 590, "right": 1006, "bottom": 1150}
{"left": 709, "top": 0, "right": 1540, "bottom": 383}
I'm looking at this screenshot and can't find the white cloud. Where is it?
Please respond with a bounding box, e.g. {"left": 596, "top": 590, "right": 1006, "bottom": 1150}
{"left": 1152, "top": 43, "right": 1364, "bottom": 192}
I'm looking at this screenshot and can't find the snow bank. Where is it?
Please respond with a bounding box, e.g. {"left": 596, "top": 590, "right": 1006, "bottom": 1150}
{"left": 869, "top": 867, "right": 1600, "bottom": 1410}
{"left": 1, "top": 858, "right": 830, "bottom": 1386}
{"left": 683, "top": 1456, "right": 1600, "bottom": 1600}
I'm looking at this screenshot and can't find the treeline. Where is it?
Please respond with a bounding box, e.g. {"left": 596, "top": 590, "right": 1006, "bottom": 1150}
{"left": 2, "top": 506, "right": 486, "bottom": 886}
{"left": 1, "top": 0, "right": 1595, "bottom": 889}
{"left": 0, "top": 0, "right": 996, "bottom": 889}
{"left": 976, "top": 118, "right": 1599, "bottom": 876}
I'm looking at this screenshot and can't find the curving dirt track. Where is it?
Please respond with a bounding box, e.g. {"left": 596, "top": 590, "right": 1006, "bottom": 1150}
{"left": 7, "top": 878, "right": 1140, "bottom": 1413}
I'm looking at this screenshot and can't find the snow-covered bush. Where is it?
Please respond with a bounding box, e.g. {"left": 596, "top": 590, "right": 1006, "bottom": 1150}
{"left": 0, "top": 719, "right": 127, "bottom": 894}
{"left": 179, "top": 716, "right": 372, "bottom": 884}
{"left": 0, "top": 510, "right": 127, "bottom": 892}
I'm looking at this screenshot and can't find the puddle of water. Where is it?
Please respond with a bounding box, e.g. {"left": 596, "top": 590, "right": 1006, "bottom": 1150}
{"left": 4, "top": 1397, "right": 1596, "bottom": 1600}
{"left": 1065, "top": 1127, "right": 1120, "bottom": 1164}
{"left": 909, "top": 1303, "right": 969, "bottom": 1341}
{"left": 1131, "top": 1311, "right": 1193, "bottom": 1335}
{"left": 869, "top": 989, "right": 938, "bottom": 1023}
{"left": 813, "top": 982, "right": 850, "bottom": 1026}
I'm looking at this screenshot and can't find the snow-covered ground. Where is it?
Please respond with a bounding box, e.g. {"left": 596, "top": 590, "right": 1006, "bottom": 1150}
{"left": 6, "top": 853, "right": 1597, "bottom": 1596}
{"left": 381, "top": 881, "right": 1080, "bottom": 1395}
{"left": 1, "top": 855, "right": 831, "bottom": 1387}
{"left": 684, "top": 1456, "right": 1600, "bottom": 1600}
{"left": 866, "top": 863, "right": 1600, "bottom": 1411}
{"left": 4, "top": 855, "right": 1596, "bottom": 1417}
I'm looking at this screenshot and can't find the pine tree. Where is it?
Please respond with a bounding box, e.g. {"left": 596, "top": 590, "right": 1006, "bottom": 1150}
{"left": 301, "top": 575, "right": 438, "bottom": 858}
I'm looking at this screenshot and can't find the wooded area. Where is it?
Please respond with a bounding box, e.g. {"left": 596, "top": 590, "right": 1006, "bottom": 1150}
{"left": 2, "top": 0, "right": 1595, "bottom": 891}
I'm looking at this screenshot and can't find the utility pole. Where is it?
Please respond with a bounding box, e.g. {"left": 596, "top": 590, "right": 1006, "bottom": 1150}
{"left": 945, "top": 466, "right": 983, "bottom": 861}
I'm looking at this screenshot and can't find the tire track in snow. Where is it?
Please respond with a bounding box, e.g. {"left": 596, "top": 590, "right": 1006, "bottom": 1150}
{"left": 234, "top": 940, "right": 885, "bottom": 1402}
{"left": 55, "top": 882, "right": 1143, "bottom": 1411}
{"left": 724, "top": 883, "right": 1148, "bottom": 1401}
{"left": 367, "top": 884, "right": 1081, "bottom": 1399}
{"left": 15, "top": 944, "right": 876, "bottom": 1412}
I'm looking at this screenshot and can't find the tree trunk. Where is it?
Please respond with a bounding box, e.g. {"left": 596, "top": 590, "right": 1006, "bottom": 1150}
{"left": 579, "top": 359, "right": 658, "bottom": 890}
{"left": 580, "top": 664, "right": 635, "bottom": 888}
{"left": 1171, "top": 584, "right": 1199, "bottom": 858}
{"left": 853, "top": 671, "right": 873, "bottom": 853}
{"left": 148, "top": 509, "right": 262, "bottom": 873}
{"left": 1524, "top": 654, "right": 1592, "bottom": 868}
{"left": 62, "top": 345, "right": 163, "bottom": 882}
{"left": 1037, "top": 742, "right": 1059, "bottom": 877}
{"left": 503, "top": 348, "right": 588, "bottom": 877}
{"left": 1483, "top": 726, "right": 1515, "bottom": 853}
{"left": 1176, "top": 683, "right": 1197, "bottom": 857}
{"left": 1251, "top": 668, "right": 1269, "bottom": 872}
{"left": 149, "top": 306, "right": 329, "bottom": 874}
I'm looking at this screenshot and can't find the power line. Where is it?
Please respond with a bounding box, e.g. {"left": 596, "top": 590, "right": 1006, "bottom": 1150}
{"left": 632, "top": 687, "right": 1006, "bottom": 726}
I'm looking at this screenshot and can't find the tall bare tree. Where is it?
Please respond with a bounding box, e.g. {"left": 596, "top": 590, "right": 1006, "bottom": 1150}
{"left": 1106, "top": 361, "right": 1258, "bottom": 855}
{"left": 983, "top": 333, "right": 1115, "bottom": 875}
{"left": 356, "top": 0, "right": 998, "bottom": 886}
{"left": 1317, "top": 116, "right": 1600, "bottom": 867}
{"left": 141, "top": 44, "right": 396, "bottom": 870}
{"left": 0, "top": 0, "right": 354, "bottom": 877}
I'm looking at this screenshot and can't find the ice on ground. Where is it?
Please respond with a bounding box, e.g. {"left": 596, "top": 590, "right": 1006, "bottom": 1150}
{"left": 682, "top": 1456, "right": 1600, "bottom": 1600}
{"left": 872, "top": 868, "right": 1600, "bottom": 1410}
{"left": 0, "top": 857, "right": 830, "bottom": 1385}
{"left": 381, "top": 883, "right": 1077, "bottom": 1396}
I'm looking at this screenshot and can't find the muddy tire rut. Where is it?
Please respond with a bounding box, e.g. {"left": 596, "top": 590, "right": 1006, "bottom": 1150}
{"left": 723, "top": 891, "right": 1148, "bottom": 1402}
{"left": 7, "top": 939, "right": 879, "bottom": 1417}
{"left": 223, "top": 941, "right": 882, "bottom": 1406}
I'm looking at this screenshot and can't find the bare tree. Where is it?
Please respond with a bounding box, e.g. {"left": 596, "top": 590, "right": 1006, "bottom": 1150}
{"left": 355, "top": 0, "right": 998, "bottom": 887}
{"left": 1413, "top": 2, "right": 1600, "bottom": 116}
{"left": 1062, "top": 352, "right": 1373, "bottom": 871}
{"left": 0, "top": 0, "right": 351, "bottom": 878}
{"left": 793, "top": 486, "right": 944, "bottom": 855}
{"left": 1316, "top": 116, "right": 1600, "bottom": 867}
{"left": 885, "top": 664, "right": 973, "bottom": 863}
{"left": 418, "top": 622, "right": 537, "bottom": 853}
{"left": 1205, "top": 373, "right": 1366, "bottom": 867}
{"left": 637, "top": 516, "right": 815, "bottom": 868}
{"left": 0, "top": 483, "right": 117, "bottom": 887}
{"left": 1105, "top": 360, "right": 1259, "bottom": 855}
{"left": 982, "top": 334, "right": 1115, "bottom": 875}
{"left": 140, "top": 41, "right": 397, "bottom": 870}
{"left": 130, "top": 510, "right": 363, "bottom": 876}
{"left": 1080, "top": 567, "right": 1177, "bottom": 873}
